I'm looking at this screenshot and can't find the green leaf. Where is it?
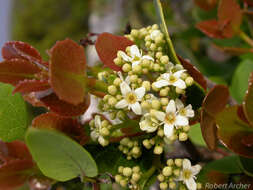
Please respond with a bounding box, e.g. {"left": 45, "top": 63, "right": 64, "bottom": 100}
{"left": 239, "top": 157, "right": 253, "bottom": 177}
{"left": 25, "top": 128, "right": 98, "bottom": 181}
{"left": 188, "top": 124, "right": 207, "bottom": 147}
{"left": 0, "top": 83, "right": 29, "bottom": 142}
{"left": 230, "top": 59, "right": 253, "bottom": 103}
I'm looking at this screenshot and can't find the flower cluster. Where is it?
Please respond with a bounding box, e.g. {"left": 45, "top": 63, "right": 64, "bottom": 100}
{"left": 119, "top": 138, "right": 142, "bottom": 160}
{"left": 115, "top": 166, "right": 142, "bottom": 189}
{"left": 158, "top": 159, "right": 202, "bottom": 190}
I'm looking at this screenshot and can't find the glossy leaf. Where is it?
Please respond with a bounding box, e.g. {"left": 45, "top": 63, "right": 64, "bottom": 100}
{"left": 178, "top": 56, "right": 207, "bottom": 90}
{"left": 0, "top": 59, "right": 41, "bottom": 86}
{"left": 237, "top": 105, "right": 250, "bottom": 125}
{"left": 32, "top": 113, "right": 88, "bottom": 145}
{"left": 95, "top": 33, "right": 134, "bottom": 71}
{"left": 194, "top": 0, "right": 217, "bottom": 11}
{"left": 0, "top": 83, "right": 30, "bottom": 142}
{"left": 243, "top": 72, "right": 253, "bottom": 126}
{"left": 188, "top": 124, "right": 207, "bottom": 147}
{"left": 26, "top": 128, "right": 98, "bottom": 181}
{"left": 218, "top": 0, "right": 242, "bottom": 35}
{"left": 13, "top": 79, "right": 50, "bottom": 94}
{"left": 216, "top": 106, "right": 253, "bottom": 158}
{"left": 40, "top": 93, "right": 90, "bottom": 117}
{"left": 242, "top": 134, "right": 253, "bottom": 147}
{"left": 230, "top": 60, "right": 253, "bottom": 103}
{"left": 50, "top": 39, "right": 86, "bottom": 105}
{"left": 239, "top": 157, "right": 253, "bottom": 177}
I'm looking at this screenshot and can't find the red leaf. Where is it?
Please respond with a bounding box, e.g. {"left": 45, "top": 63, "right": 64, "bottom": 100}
{"left": 194, "top": 0, "right": 217, "bottom": 11}
{"left": 243, "top": 72, "right": 253, "bottom": 126}
{"left": 218, "top": 0, "right": 242, "bottom": 35}
{"left": 242, "top": 134, "right": 253, "bottom": 147}
{"left": 1, "top": 41, "right": 47, "bottom": 69}
{"left": 32, "top": 113, "right": 89, "bottom": 145}
{"left": 0, "top": 58, "right": 41, "bottom": 85}
{"left": 23, "top": 93, "right": 46, "bottom": 108}
{"left": 95, "top": 33, "right": 134, "bottom": 71}
{"left": 50, "top": 39, "right": 87, "bottom": 105}
{"left": 40, "top": 93, "right": 90, "bottom": 117}
{"left": 237, "top": 105, "right": 250, "bottom": 124}
{"left": 196, "top": 19, "right": 232, "bottom": 39}
{"left": 13, "top": 79, "right": 50, "bottom": 94}
{"left": 0, "top": 159, "right": 34, "bottom": 190}
{"left": 178, "top": 56, "right": 207, "bottom": 90}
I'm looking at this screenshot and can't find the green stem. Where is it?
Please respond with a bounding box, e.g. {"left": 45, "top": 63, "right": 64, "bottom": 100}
{"left": 154, "top": 0, "right": 181, "bottom": 65}
{"left": 239, "top": 30, "right": 253, "bottom": 48}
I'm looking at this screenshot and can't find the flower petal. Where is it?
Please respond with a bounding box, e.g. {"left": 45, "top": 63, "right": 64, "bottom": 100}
{"left": 120, "top": 82, "right": 132, "bottom": 96}
{"left": 175, "top": 98, "right": 184, "bottom": 110}
{"left": 131, "top": 102, "right": 142, "bottom": 115}
{"left": 185, "top": 105, "right": 195, "bottom": 118}
{"left": 173, "top": 69, "right": 186, "bottom": 78}
{"left": 94, "top": 115, "right": 101, "bottom": 128}
{"left": 166, "top": 100, "right": 176, "bottom": 113}
{"left": 115, "top": 99, "right": 128, "bottom": 109}
{"left": 140, "top": 120, "right": 157, "bottom": 133}
{"left": 118, "top": 51, "right": 131, "bottom": 62}
{"left": 173, "top": 79, "right": 186, "bottom": 89}
{"left": 161, "top": 73, "right": 171, "bottom": 80}
{"left": 142, "top": 55, "right": 154, "bottom": 62}
{"left": 154, "top": 111, "right": 166, "bottom": 121}
{"left": 135, "top": 87, "right": 146, "bottom": 100}
{"left": 175, "top": 115, "right": 189, "bottom": 126}
{"left": 91, "top": 131, "right": 99, "bottom": 141}
{"left": 150, "top": 30, "right": 161, "bottom": 40}
{"left": 183, "top": 159, "right": 192, "bottom": 170}
{"left": 191, "top": 164, "right": 201, "bottom": 176}
{"left": 154, "top": 80, "right": 170, "bottom": 88}
{"left": 164, "top": 123, "right": 174, "bottom": 138}
{"left": 130, "top": 45, "right": 141, "bottom": 57}
{"left": 185, "top": 177, "right": 197, "bottom": 190}
{"left": 132, "top": 61, "right": 141, "bottom": 67}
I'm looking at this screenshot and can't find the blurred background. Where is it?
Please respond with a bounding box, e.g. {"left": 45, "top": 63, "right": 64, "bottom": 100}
{"left": 1, "top": 0, "right": 253, "bottom": 189}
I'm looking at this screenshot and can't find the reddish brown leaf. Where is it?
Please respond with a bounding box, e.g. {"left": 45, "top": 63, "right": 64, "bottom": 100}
{"left": 0, "top": 58, "right": 41, "bottom": 85}
{"left": 40, "top": 93, "right": 90, "bottom": 117}
{"left": 213, "top": 44, "right": 253, "bottom": 55}
{"left": 242, "top": 134, "right": 253, "bottom": 147}
{"left": 243, "top": 72, "right": 253, "bottom": 126}
{"left": 244, "top": 0, "right": 253, "bottom": 6}
{"left": 202, "top": 85, "right": 229, "bottom": 116}
{"left": 206, "top": 171, "right": 229, "bottom": 184}
{"left": 50, "top": 39, "right": 87, "bottom": 105}
{"left": 0, "top": 159, "right": 34, "bottom": 190}
{"left": 196, "top": 19, "right": 232, "bottom": 39}
{"left": 194, "top": 0, "right": 217, "bottom": 11}
{"left": 178, "top": 56, "right": 207, "bottom": 90}
{"left": 95, "top": 33, "right": 134, "bottom": 71}
{"left": 1, "top": 41, "right": 47, "bottom": 69}
{"left": 237, "top": 105, "right": 250, "bottom": 124}
{"left": 200, "top": 110, "right": 217, "bottom": 150}
{"left": 13, "top": 79, "right": 50, "bottom": 94}
{"left": 217, "top": 106, "right": 253, "bottom": 158}
{"left": 32, "top": 113, "right": 89, "bottom": 145}
{"left": 23, "top": 93, "right": 46, "bottom": 108}
{"left": 218, "top": 0, "right": 242, "bottom": 35}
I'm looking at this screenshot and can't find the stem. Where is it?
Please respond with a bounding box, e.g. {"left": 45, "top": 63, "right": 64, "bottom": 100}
{"left": 93, "top": 183, "right": 100, "bottom": 190}
{"left": 155, "top": 0, "right": 181, "bottom": 65}
{"left": 239, "top": 30, "right": 253, "bottom": 48}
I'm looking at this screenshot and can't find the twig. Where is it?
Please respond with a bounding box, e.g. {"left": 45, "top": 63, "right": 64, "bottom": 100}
{"left": 238, "top": 30, "right": 253, "bottom": 48}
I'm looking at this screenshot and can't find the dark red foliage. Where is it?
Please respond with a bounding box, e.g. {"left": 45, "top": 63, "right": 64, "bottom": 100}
{"left": 13, "top": 79, "right": 50, "bottom": 94}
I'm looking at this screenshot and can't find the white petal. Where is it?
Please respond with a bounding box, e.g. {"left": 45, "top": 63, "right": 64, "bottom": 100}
{"left": 115, "top": 99, "right": 128, "bottom": 109}
{"left": 132, "top": 61, "right": 141, "bottom": 67}
{"left": 186, "top": 105, "right": 195, "bottom": 117}
{"left": 140, "top": 120, "right": 157, "bottom": 133}
{"left": 118, "top": 51, "right": 131, "bottom": 62}
{"left": 161, "top": 73, "right": 171, "bottom": 80}
{"left": 94, "top": 115, "right": 101, "bottom": 128}
{"left": 142, "top": 55, "right": 154, "bottom": 62}
{"left": 135, "top": 87, "right": 146, "bottom": 100}
{"left": 125, "top": 75, "right": 131, "bottom": 85}
{"left": 90, "top": 131, "right": 99, "bottom": 141}
{"left": 131, "top": 102, "right": 142, "bottom": 115}
{"left": 183, "top": 159, "right": 192, "bottom": 170}
{"left": 154, "top": 80, "right": 170, "bottom": 88}
{"left": 185, "top": 178, "right": 197, "bottom": 190}
{"left": 175, "top": 98, "right": 184, "bottom": 110}
{"left": 150, "top": 30, "right": 160, "bottom": 40}
{"left": 173, "top": 69, "right": 186, "bottom": 78}
{"left": 166, "top": 100, "right": 176, "bottom": 113}
{"left": 120, "top": 82, "right": 131, "bottom": 96}
{"left": 154, "top": 111, "right": 166, "bottom": 121}
{"left": 130, "top": 45, "right": 141, "bottom": 57}
{"left": 173, "top": 79, "right": 186, "bottom": 89}
{"left": 164, "top": 123, "right": 174, "bottom": 138}
{"left": 175, "top": 115, "right": 189, "bottom": 126}
{"left": 191, "top": 164, "right": 201, "bottom": 176}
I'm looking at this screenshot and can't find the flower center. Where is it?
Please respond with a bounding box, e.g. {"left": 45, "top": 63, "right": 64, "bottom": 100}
{"left": 169, "top": 75, "right": 177, "bottom": 83}
{"left": 126, "top": 92, "right": 137, "bottom": 104}
{"left": 133, "top": 56, "right": 141, "bottom": 62}
{"left": 179, "top": 108, "right": 186, "bottom": 116}
{"left": 182, "top": 169, "right": 192, "bottom": 180}
{"left": 165, "top": 113, "right": 176, "bottom": 124}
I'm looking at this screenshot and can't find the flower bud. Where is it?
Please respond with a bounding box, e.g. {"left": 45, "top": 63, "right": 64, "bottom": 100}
{"left": 150, "top": 43, "right": 156, "bottom": 51}
{"left": 133, "top": 65, "right": 142, "bottom": 74}
{"left": 185, "top": 77, "right": 194, "bottom": 86}
{"left": 167, "top": 159, "right": 174, "bottom": 166}
{"left": 160, "top": 56, "right": 169, "bottom": 64}
{"left": 161, "top": 98, "right": 169, "bottom": 106}
{"left": 113, "top": 78, "right": 122, "bottom": 86}
{"left": 157, "top": 129, "right": 164, "bottom": 137}
{"left": 141, "top": 101, "right": 150, "bottom": 110}
{"left": 100, "top": 127, "right": 110, "bottom": 136}
{"left": 183, "top": 125, "right": 190, "bottom": 132}
{"left": 130, "top": 75, "right": 138, "bottom": 83}
{"left": 131, "top": 29, "right": 139, "bottom": 38}
{"left": 114, "top": 57, "right": 122, "bottom": 66}
{"left": 197, "top": 183, "right": 202, "bottom": 189}
{"left": 151, "top": 99, "right": 161, "bottom": 110}
{"left": 98, "top": 137, "right": 109, "bottom": 147}
{"left": 120, "top": 179, "right": 127, "bottom": 187}
{"left": 132, "top": 146, "right": 140, "bottom": 155}
{"left": 143, "top": 139, "right": 151, "bottom": 149}
{"left": 142, "top": 81, "right": 151, "bottom": 91}
{"left": 123, "top": 167, "right": 132, "bottom": 177}
{"left": 162, "top": 166, "right": 172, "bottom": 176}
{"left": 152, "top": 82, "right": 159, "bottom": 91}
{"left": 160, "top": 88, "right": 169, "bottom": 96}
{"left": 176, "top": 87, "right": 185, "bottom": 94}
{"left": 157, "top": 174, "right": 165, "bottom": 182}
{"left": 160, "top": 182, "right": 168, "bottom": 190}
{"left": 115, "top": 174, "right": 122, "bottom": 183}
{"left": 122, "top": 64, "right": 131, "bottom": 72}
{"left": 156, "top": 52, "right": 163, "bottom": 59}
{"left": 101, "top": 120, "right": 109, "bottom": 128}
{"left": 179, "top": 132, "right": 188, "bottom": 141}
{"left": 142, "top": 59, "right": 150, "bottom": 67}
{"left": 173, "top": 169, "right": 180, "bottom": 176}
{"left": 154, "top": 145, "right": 163, "bottom": 155}
{"left": 175, "top": 159, "right": 182, "bottom": 167}
{"left": 154, "top": 64, "right": 160, "bottom": 71}
{"left": 108, "top": 97, "right": 117, "bottom": 106}
{"left": 169, "top": 182, "right": 176, "bottom": 189}
{"left": 133, "top": 166, "right": 140, "bottom": 173}
{"left": 132, "top": 173, "right": 141, "bottom": 182}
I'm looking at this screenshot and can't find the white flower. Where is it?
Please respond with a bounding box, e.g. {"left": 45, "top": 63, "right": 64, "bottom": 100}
{"left": 153, "top": 100, "right": 189, "bottom": 138}
{"left": 150, "top": 30, "right": 162, "bottom": 40}
{"left": 118, "top": 45, "right": 154, "bottom": 67}
{"left": 90, "top": 115, "right": 102, "bottom": 141}
{"left": 153, "top": 70, "right": 186, "bottom": 90}
{"left": 139, "top": 113, "right": 160, "bottom": 133}
{"left": 176, "top": 99, "right": 194, "bottom": 119}
{"left": 115, "top": 81, "right": 145, "bottom": 115}
{"left": 178, "top": 159, "right": 201, "bottom": 190}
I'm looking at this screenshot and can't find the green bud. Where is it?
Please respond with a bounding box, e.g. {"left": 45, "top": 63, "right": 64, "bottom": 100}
{"left": 122, "top": 64, "right": 131, "bottom": 72}
{"left": 108, "top": 85, "right": 117, "bottom": 95}
{"left": 131, "top": 29, "right": 139, "bottom": 38}
{"left": 160, "top": 56, "right": 169, "bottom": 64}
{"left": 160, "top": 88, "right": 169, "bottom": 97}
{"left": 169, "top": 181, "right": 177, "bottom": 189}
{"left": 100, "top": 127, "right": 110, "bottom": 136}
{"left": 132, "top": 146, "right": 140, "bottom": 155}
{"left": 179, "top": 132, "right": 188, "bottom": 141}
{"left": 161, "top": 98, "right": 169, "bottom": 106}
{"left": 175, "top": 159, "right": 183, "bottom": 167}
{"left": 154, "top": 145, "right": 163, "bottom": 155}
{"left": 132, "top": 173, "right": 141, "bottom": 182}
{"left": 132, "top": 65, "right": 142, "bottom": 74}
{"left": 133, "top": 166, "right": 140, "bottom": 173}
{"left": 130, "top": 75, "right": 138, "bottom": 83}
{"left": 183, "top": 125, "right": 190, "bottom": 132}
{"left": 120, "top": 179, "right": 127, "bottom": 187}
{"left": 162, "top": 166, "right": 172, "bottom": 176}
{"left": 167, "top": 159, "right": 174, "bottom": 166}
{"left": 114, "top": 57, "right": 122, "bottom": 66}
{"left": 151, "top": 99, "right": 161, "bottom": 110}
{"left": 157, "top": 129, "right": 164, "bottom": 137}
{"left": 160, "top": 182, "right": 168, "bottom": 190}
{"left": 113, "top": 78, "right": 122, "bottom": 86}
{"left": 185, "top": 77, "right": 194, "bottom": 86}
{"left": 123, "top": 167, "right": 132, "bottom": 177}
{"left": 115, "top": 174, "right": 122, "bottom": 183}
{"left": 157, "top": 174, "right": 165, "bottom": 182}
{"left": 142, "top": 81, "right": 151, "bottom": 91}
{"left": 108, "top": 97, "right": 117, "bottom": 106}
